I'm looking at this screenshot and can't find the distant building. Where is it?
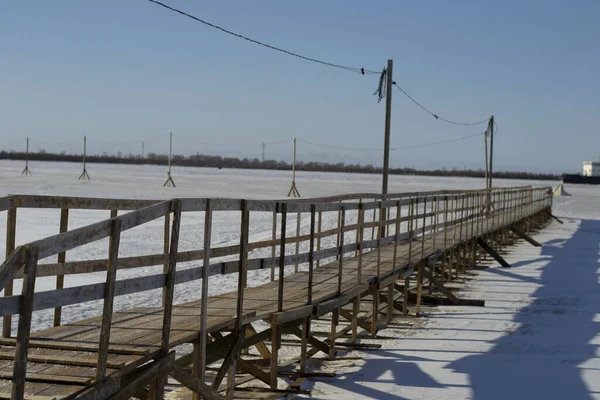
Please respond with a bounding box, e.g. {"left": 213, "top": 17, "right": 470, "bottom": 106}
{"left": 583, "top": 161, "right": 600, "bottom": 177}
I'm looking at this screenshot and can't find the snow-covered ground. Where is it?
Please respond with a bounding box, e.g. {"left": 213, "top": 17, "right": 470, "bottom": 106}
{"left": 0, "top": 161, "right": 558, "bottom": 330}
{"left": 298, "top": 184, "right": 600, "bottom": 399}
{"left": 2, "top": 160, "right": 598, "bottom": 399}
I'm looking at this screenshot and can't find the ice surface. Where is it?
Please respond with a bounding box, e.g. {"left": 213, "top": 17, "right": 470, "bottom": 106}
{"left": 1, "top": 160, "right": 599, "bottom": 399}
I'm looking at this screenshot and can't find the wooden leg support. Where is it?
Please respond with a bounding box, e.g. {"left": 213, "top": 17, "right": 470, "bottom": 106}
{"left": 477, "top": 237, "right": 511, "bottom": 268}
{"left": 171, "top": 364, "right": 222, "bottom": 400}
{"left": 211, "top": 327, "right": 246, "bottom": 391}
{"left": 270, "top": 322, "right": 279, "bottom": 391}
{"left": 511, "top": 226, "right": 542, "bottom": 247}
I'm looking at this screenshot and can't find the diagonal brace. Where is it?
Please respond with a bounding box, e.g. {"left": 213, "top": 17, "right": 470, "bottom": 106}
{"left": 477, "top": 237, "right": 511, "bottom": 268}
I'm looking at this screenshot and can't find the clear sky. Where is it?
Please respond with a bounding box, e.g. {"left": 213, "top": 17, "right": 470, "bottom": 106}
{"left": 1, "top": 1, "right": 598, "bottom": 173}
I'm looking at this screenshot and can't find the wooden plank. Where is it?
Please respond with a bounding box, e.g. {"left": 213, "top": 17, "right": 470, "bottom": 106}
{"left": 97, "top": 219, "right": 122, "bottom": 380}
{"left": 271, "top": 305, "right": 313, "bottom": 325}
{"left": 107, "top": 352, "right": 175, "bottom": 400}
{"left": 53, "top": 208, "right": 69, "bottom": 327}
{"left": 170, "top": 364, "right": 222, "bottom": 400}
{"left": 245, "top": 325, "right": 271, "bottom": 359}
{"left": 269, "top": 322, "right": 279, "bottom": 391}
{"left": 160, "top": 201, "right": 181, "bottom": 353}
{"left": 30, "top": 202, "right": 170, "bottom": 261}
{"left": 0, "top": 372, "right": 91, "bottom": 385}
{"left": 0, "top": 352, "right": 130, "bottom": 369}
{"left": 72, "top": 375, "right": 121, "bottom": 400}
{"left": 0, "top": 245, "right": 22, "bottom": 292}
{"left": 477, "top": 237, "right": 511, "bottom": 268}
{"left": 0, "top": 338, "right": 153, "bottom": 356}
{"left": 2, "top": 205, "right": 17, "bottom": 338}
{"left": 211, "top": 327, "right": 246, "bottom": 390}
{"left": 12, "top": 246, "right": 39, "bottom": 400}
{"left": 277, "top": 203, "right": 287, "bottom": 313}
{"left": 17, "top": 195, "right": 159, "bottom": 211}
{"left": 236, "top": 200, "right": 250, "bottom": 329}
{"left": 198, "top": 198, "right": 212, "bottom": 386}
{"left": 161, "top": 210, "right": 170, "bottom": 308}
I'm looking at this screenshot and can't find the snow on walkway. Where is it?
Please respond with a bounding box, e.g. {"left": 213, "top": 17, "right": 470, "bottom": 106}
{"left": 301, "top": 204, "right": 600, "bottom": 399}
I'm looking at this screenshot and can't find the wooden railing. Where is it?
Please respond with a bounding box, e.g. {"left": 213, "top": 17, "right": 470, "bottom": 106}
{"left": 0, "top": 186, "right": 552, "bottom": 399}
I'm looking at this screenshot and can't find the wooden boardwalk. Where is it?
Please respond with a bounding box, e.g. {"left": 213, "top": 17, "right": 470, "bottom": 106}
{"left": 0, "top": 187, "right": 553, "bottom": 399}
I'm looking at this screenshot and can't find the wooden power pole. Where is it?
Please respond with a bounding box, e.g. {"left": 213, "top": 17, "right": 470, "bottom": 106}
{"left": 381, "top": 59, "right": 393, "bottom": 198}
{"left": 287, "top": 138, "right": 300, "bottom": 197}
{"left": 21, "top": 137, "right": 31, "bottom": 176}
{"left": 488, "top": 115, "right": 494, "bottom": 189}
{"left": 163, "top": 132, "right": 176, "bottom": 187}
{"left": 78, "top": 136, "right": 90, "bottom": 180}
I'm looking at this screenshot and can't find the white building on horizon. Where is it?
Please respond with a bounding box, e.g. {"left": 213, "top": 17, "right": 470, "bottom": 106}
{"left": 583, "top": 161, "right": 600, "bottom": 177}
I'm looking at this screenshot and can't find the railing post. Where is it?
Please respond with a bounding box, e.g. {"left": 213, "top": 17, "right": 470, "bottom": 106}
{"left": 96, "top": 218, "right": 122, "bottom": 381}
{"left": 150, "top": 200, "right": 181, "bottom": 400}
{"left": 195, "top": 199, "right": 212, "bottom": 395}
{"left": 271, "top": 202, "right": 287, "bottom": 391}
{"left": 11, "top": 245, "right": 38, "bottom": 400}
{"left": 442, "top": 195, "right": 449, "bottom": 280}
{"left": 3, "top": 205, "right": 17, "bottom": 338}
{"left": 352, "top": 202, "right": 364, "bottom": 343}
{"left": 300, "top": 204, "right": 316, "bottom": 372}
{"left": 53, "top": 208, "right": 69, "bottom": 327}
{"left": 337, "top": 206, "right": 346, "bottom": 296}
{"left": 404, "top": 197, "right": 414, "bottom": 316}
{"left": 295, "top": 211, "right": 301, "bottom": 273}
{"left": 270, "top": 209, "right": 277, "bottom": 281}
{"left": 316, "top": 211, "right": 322, "bottom": 269}
{"left": 162, "top": 211, "right": 171, "bottom": 307}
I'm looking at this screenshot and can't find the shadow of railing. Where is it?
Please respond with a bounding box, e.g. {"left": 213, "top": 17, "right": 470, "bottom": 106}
{"left": 449, "top": 218, "right": 600, "bottom": 399}
{"left": 302, "top": 218, "right": 600, "bottom": 399}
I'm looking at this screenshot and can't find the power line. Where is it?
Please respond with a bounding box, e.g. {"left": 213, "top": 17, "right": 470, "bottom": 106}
{"left": 298, "top": 132, "right": 484, "bottom": 152}
{"left": 393, "top": 132, "right": 484, "bottom": 150}
{"left": 87, "top": 133, "right": 170, "bottom": 146}
{"left": 297, "top": 139, "right": 387, "bottom": 152}
{"left": 393, "top": 83, "right": 489, "bottom": 126}
{"left": 147, "top": 0, "right": 378, "bottom": 75}
{"left": 174, "top": 134, "right": 292, "bottom": 148}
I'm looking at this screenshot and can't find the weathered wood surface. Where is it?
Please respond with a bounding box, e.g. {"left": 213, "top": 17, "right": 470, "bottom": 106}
{"left": 0, "top": 188, "right": 552, "bottom": 399}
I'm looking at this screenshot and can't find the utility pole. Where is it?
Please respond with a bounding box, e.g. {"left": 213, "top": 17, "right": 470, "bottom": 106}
{"left": 78, "top": 136, "right": 90, "bottom": 180}
{"left": 141, "top": 141, "right": 145, "bottom": 159}
{"left": 262, "top": 142, "right": 266, "bottom": 163}
{"left": 382, "top": 59, "right": 393, "bottom": 197}
{"left": 163, "top": 132, "right": 176, "bottom": 187}
{"left": 287, "top": 138, "right": 300, "bottom": 197}
{"left": 484, "top": 130, "right": 489, "bottom": 188}
{"left": 488, "top": 115, "right": 494, "bottom": 189}
{"left": 21, "top": 137, "right": 31, "bottom": 176}
{"left": 381, "top": 59, "right": 393, "bottom": 235}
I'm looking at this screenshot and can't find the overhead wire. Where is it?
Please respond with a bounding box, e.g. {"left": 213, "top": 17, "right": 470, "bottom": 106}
{"left": 174, "top": 134, "right": 292, "bottom": 147}
{"left": 147, "top": 0, "right": 378, "bottom": 75}
{"left": 393, "top": 83, "right": 489, "bottom": 126}
{"left": 298, "top": 131, "right": 484, "bottom": 152}
{"left": 87, "top": 132, "right": 170, "bottom": 146}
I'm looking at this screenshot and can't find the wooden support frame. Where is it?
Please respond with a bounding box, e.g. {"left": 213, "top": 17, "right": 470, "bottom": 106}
{"left": 11, "top": 246, "right": 38, "bottom": 400}
{"left": 97, "top": 218, "right": 122, "bottom": 381}
{"left": 511, "top": 226, "right": 542, "bottom": 247}
{"left": 478, "top": 237, "right": 511, "bottom": 268}
{"left": 3, "top": 206, "right": 17, "bottom": 338}
{"left": 0, "top": 187, "right": 554, "bottom": 400}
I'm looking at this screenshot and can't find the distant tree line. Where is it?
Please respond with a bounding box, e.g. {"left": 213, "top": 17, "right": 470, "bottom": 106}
{"left": 0, "top": 150, "right": 560, "bottom": 181}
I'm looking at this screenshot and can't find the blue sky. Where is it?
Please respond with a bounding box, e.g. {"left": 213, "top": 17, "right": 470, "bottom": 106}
{"left": 1, "top": 1, "right": 598, "bottom": 173}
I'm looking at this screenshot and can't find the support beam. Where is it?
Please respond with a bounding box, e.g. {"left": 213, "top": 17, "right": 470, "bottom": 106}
{"left": 545, "top": 211, "right": 563, "bottom": 224}
{"left": 171, "top": 364, "right": 223, "bottom": 400}
{"left": 511, "top": 226, "right": 542, "bottom": 247}
{"left": 477, "top": 237, "right": 511, "bottom": 268}
{"left": 211, "top": 327, "right": 246, "bottom": 390}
